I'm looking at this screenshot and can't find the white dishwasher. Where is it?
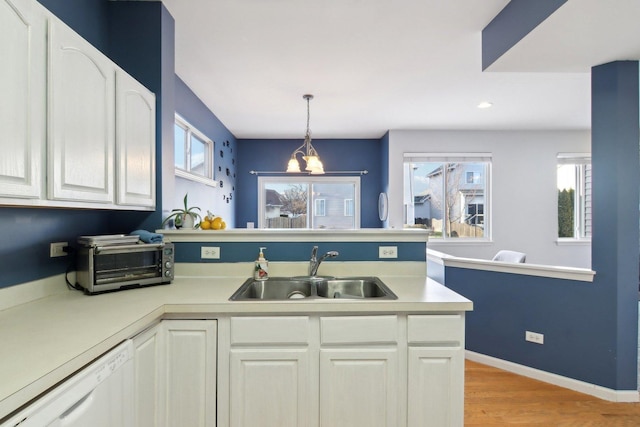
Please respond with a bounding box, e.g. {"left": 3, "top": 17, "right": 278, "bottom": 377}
{"left": 2, "top": 340, "right": 134, "bottom": 427}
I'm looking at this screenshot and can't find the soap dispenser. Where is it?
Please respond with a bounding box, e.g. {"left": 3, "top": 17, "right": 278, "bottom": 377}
{"left": 254, "top": 247, "right": 269, "bottom": 280}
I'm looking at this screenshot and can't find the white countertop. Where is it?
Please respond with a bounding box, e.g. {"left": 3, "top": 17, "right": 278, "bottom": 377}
{"left": 0, "top": 272, "right": 471, "bottom": 420}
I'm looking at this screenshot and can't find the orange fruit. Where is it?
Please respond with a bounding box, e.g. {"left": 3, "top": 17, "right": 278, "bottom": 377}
{"left": 212, "top": 217, "right": 223, "bottom": 230}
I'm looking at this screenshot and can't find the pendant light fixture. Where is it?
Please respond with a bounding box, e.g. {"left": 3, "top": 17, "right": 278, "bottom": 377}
{"left": 286, "top": 94, "right": 324, "bottom": 174}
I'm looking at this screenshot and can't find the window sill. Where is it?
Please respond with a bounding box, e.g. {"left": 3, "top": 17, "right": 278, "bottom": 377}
{"left": 175, "top": 169, "right": 217, "bottom": 187}
{"left": 428, "top": 239, "right": 493, "bottom": 246}
{"left": 556, "top": 238, "right": 591, "bottom": 246}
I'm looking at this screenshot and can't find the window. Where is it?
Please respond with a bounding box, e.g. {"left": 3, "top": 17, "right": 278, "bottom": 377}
{"left": 258, "top": 176, "right": 360, "bottom": 229}
{"left": 344, "top": 199, "right": 354, "bottom": 217}
{"left": 403, "top": 153, "right": 491, "bottom": 239}
{"left": 466, "top": 171, "right": 480, "bottom": 184}
{"left": 315, "top": 199, "right": 326, "bottom": 216}
{"left": 557, "top": 155, "right": 591, "bottom": 239}
{"left": 174, "top": 114, "right": 215, "bottom": 185}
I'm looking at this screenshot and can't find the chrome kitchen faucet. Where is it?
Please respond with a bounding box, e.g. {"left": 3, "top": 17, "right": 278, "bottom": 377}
{"left": 308, "top": 246, "right": 339, "bottom": 277}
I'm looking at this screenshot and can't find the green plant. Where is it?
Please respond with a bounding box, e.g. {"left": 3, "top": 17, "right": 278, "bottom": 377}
{"left": 162, "top": 193, "right": 202, "bottom": 229}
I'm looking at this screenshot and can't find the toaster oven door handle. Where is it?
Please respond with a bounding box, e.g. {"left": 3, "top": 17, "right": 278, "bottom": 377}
{"left": 94, "top": 243, "right": 164, "bottom": 253}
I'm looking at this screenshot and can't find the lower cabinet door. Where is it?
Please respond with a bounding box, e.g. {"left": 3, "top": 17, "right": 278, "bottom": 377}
{"left": 163, "top": 320, "right": 217, "bottom": 427}
{"left": 132, "top": 323, "right": 164, "bottom": 427}
{"left": 319, "top": 348, "right": 398, "bottom": 427}
{"left": 407, "top": 347, "right": 464, "bottom": 427}
{"left": 229, "top": 348, "right": 312, "bottom": 427}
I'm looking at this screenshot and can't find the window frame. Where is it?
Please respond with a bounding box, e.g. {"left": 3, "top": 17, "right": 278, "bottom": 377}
{"left": 403, "top": 153, "right": 492, "bottom": 241}
{"left": 174, "top": 114, "right": 216, "bottom": 187}
{"left": 557, "top": 154, "right": 591, "bottom": 242}
{"left": 257, "top": 176, "right": 361, "bottom": 229}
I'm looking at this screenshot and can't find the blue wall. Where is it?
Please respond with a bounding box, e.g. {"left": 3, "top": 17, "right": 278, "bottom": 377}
{"left": 590, "top": 61, "right": 639, "bottom": 390}
{"left": 482, "top": 0, "right": 567, "bottom": 70}
{"left": 236, "top": 138, "right": 383, "bottom": 228}
{"left": 174, "top": 241, "right": 426, "bottom": 264}
{"left": 444, "top": 267, "right": 619, "bottom": 388}
{"left": 37, "top": 0, "right": 109, "bottom": 53}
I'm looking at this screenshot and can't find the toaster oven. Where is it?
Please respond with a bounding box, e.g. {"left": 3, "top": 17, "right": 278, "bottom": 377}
{"left": 76, "top": 235, "right": 174, "bottom": 294}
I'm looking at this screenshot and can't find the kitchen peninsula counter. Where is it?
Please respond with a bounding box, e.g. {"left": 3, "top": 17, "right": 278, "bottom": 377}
{"left": 0, "top": 269, "right": 471, "bottom": 421}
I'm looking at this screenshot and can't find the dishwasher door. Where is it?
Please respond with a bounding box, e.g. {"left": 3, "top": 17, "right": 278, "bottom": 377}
{"left": 2, "top": 340, "right": 134, "bottom": 427}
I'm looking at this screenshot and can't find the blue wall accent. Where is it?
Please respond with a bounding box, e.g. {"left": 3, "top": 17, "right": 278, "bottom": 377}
{"left": 0, "top": 208, "right": 110, "bottom": 288}
{"left": 235, "top": 138, "right": 383, "bottom": 228}
{"left": 482, "top": 0, "right": 567, "bottom": 70}
{"left": 174, "top": 241, "right": 426, "bottom": 263}
{"left": 444, "top": 267, "right": 616, "bottom": 387}
{"left": 591, "top": 61, "right": 639, "bottom": 390}
{"left": 37, "top": 0, "right": 109, "bottom": 54}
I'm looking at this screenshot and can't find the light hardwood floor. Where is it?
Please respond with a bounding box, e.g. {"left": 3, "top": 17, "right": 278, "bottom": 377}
{"left": 465, "top": 360, "right": 640, "bottom": 426}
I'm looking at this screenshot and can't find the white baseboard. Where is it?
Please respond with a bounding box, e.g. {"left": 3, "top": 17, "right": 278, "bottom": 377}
{"left": 466, "top": 350, "right": 639, "bottom": 403}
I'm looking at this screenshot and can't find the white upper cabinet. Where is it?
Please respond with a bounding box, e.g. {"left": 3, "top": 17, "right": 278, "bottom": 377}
{"left": 48, "top": 17, "right": 115, "bottom": 203}
{"left": 0, "top": 0, "right": 46, "bottom": 199}
{"left": 116, "top": 70, "right": 156, "bottom": 207}
{"left": 0, "top": 0, "right": 156, "bottom": 210}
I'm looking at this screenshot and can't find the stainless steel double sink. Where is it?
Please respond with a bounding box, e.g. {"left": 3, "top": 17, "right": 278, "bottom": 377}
{"left": 229, "top": 276, "right": 397, "bottom": 301}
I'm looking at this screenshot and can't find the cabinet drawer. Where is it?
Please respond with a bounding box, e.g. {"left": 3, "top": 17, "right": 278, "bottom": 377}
{"left": 407, "top": 314, "right": 464, "bottom": 345}
{"left": 321, "top": 316, "right": 397, "bottom": 345}
{"left": 230, "top": 316, "right": 309, "bottom": 345}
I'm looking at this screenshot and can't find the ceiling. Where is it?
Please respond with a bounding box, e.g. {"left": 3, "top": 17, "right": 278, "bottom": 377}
{"left": 161, "top": 0, "right": 640, "bottom": 139}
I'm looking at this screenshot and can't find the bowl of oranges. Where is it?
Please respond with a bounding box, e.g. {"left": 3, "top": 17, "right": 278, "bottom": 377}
{"left": 200, "top": 211, "right": 226, "bottom": 230}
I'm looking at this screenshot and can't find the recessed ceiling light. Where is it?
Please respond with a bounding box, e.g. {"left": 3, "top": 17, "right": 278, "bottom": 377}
{"left": 477, "top": 101, "right": 493, "bottom": 109}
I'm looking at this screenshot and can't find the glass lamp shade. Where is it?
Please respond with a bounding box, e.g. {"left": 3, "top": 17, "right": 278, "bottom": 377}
{"left": 286, "top": 157, "right": 301, "bottom": 173}
{"left": 304, "top": 155, "right": 324, "bottom": 174}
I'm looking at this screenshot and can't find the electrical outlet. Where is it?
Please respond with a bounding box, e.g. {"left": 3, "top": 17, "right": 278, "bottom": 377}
{"left": 378, "top": 246, "right": 398, "bottom": 259}
{"left": 50, "top": 242, "right": 68, "bottom": 257}
{"left": 201, "top": 246, "right": 220, "bottom": 259}
{"left": 525, "top": 331, "right": 544, "bottom": 345}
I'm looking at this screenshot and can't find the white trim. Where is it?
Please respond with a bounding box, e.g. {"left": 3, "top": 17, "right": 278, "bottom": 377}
{"left": 556, "top": 238, "right": 591, "bottom": 246}
{"left": 160, "top": 228, "right": 429, "bottom": 243}
{"left": 427, "top": 249, "right": 595, "bottom": 282}
{"left": 466, "top": 350, "right": 639, "bottom": 403}
{"left": 404, "top": 152, "right": 492, "bottom": 162}
{"left": 175, "top": 169, "right": 217, "bottom": 187}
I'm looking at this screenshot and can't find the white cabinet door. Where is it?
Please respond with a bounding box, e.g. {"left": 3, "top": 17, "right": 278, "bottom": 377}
{"left": 163, "top": 320, "right": 217, "bottom": 427}
{"left": 319, "top": 348, "right": 399, "bottom": 427}
{"left": 48, "top": 17, "right": 115, "bottom": 203}
{"left": 115, "top": 70, "right": 155, "bottom": 208}
{"left": 132, "top": 323, "right": 164, "bottom": 427}
{"left": 407, "top": 347, "right": 464, "bottom": 427}
{"left": 0, "top": 0, "right": 46, "bottom": 199}
{"left": 227, "top": 316, "right": 314, "bottom": 427}
{"left": 229, "top": 348, "right": 312, "bottom": 427}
